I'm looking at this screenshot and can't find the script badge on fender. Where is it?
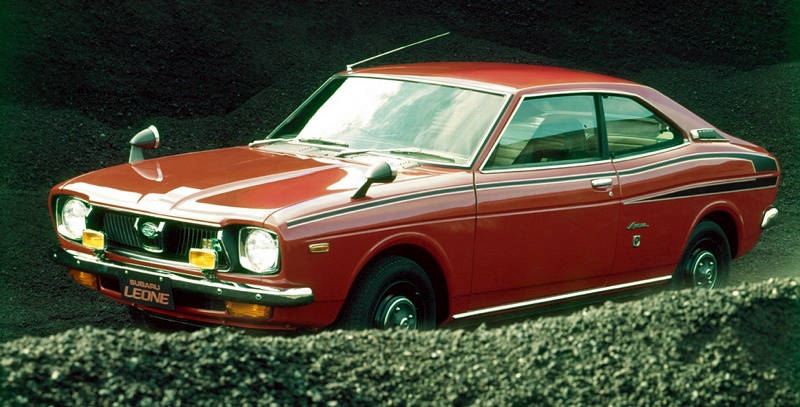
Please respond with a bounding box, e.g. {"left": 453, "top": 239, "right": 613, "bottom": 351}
{"left": 119, "top": 270, "right": 175, "bottom": 310}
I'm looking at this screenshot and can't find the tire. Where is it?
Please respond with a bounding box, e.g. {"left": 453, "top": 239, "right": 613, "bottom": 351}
{"left": 674, "top": 220, "right": 731, "bottom": 290}
{"left": 337, "top": 255, "right": 436, "bottom": 330}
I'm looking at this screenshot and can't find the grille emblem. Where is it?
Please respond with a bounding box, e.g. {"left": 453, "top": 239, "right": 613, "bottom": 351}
{"left": 135, "top": 219, "right": 165, "bottom": 253}
{"left": 140, "top": 222, "right": 160, "bottom": 239}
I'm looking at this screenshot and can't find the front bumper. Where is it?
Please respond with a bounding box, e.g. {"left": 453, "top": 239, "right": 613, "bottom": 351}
{"left": 51, "top": 247, "right": 314, "bottom": 307}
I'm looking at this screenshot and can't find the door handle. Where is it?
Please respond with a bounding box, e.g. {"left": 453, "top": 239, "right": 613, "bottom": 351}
{"left": 591, "top": 178, "right": 613, "bottom": 188}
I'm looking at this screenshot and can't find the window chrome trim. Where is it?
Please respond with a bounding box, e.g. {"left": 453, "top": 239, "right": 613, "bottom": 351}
{"left": 265, "top": 74, "right": 513, "bottom": 170}
{"left": 478, "top": 90, "right": 610, "bottom": 174}
{"left": 609, "top": 140, "right": 690, "bottom": 162}
{"left": 480, "top": 158, "right": 614, "bottom": 174}
{"left": 479, "top": 89, "right": 690, "bottom": 171}
{"left": 347, "top": 72, "right": 517, "bottom": 94}
{"left": 452, "top": 275, "right": 672, "bottom": 320}
{"left": 338, "top": 74, "right": 513, "bottom": 170}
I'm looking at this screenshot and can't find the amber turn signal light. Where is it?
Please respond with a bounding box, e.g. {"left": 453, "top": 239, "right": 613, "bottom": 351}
{"left": 82, "top": 229, "right": 106, "bottom": 250}
{"left": 68, "top": 269, "right": 98, "bottom": 290}
{"left": 189, "top": 248, "right": 217, "bottom": 270}
{"left": 225, "top": 301, "right": 272, "bottom": 319}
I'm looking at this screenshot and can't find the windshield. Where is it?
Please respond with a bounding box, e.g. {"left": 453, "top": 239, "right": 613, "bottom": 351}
{"left": 268, "top": 76, "right": 507, "bottom": 166}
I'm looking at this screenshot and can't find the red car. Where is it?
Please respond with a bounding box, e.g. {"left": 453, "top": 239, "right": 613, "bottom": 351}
{"left": 49, "top": 63, "right": 779, "bottom": 330}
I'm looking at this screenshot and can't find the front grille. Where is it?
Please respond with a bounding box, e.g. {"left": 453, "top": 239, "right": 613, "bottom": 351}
{"left": 94, "top": 211, "right": 229, "bottom": 268}
{"left": 104, "top": 213, "right": 144, "bottom": 248}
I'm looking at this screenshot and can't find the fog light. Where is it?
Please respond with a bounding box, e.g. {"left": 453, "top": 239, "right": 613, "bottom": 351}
{"left": 82, "top": 229, "right": 106, "bottom": 250}
{"left": 225, "top": 301, "right": 272, "bottom": 319}
{"left": 68, "top": 269, "right": 98, "bottom": 290}
{"left": 189, "top": 248, "right": 217, "bottom": 270}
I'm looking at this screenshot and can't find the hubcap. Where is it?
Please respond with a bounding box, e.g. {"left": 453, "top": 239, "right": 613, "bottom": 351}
{"left": 376, "top": 296, "right": 417, "bottom": 330}
{"left": 691, "top": 251, "right": 718, "bottom": 290}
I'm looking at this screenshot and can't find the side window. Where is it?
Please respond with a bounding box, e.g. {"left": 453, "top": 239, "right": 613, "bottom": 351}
{"left": 602, "top": 95, "right": 680, "bottom": 156}
{"left": 487, "top": 95, "right": 599, "bottom": 168}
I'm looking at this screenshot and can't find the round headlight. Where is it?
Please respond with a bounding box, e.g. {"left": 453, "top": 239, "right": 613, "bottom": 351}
{"left": 241, "top": 229, "right": 280, "bottom": 273}
{"left": 60, "top": 198, "right": 89, "bottom": 240}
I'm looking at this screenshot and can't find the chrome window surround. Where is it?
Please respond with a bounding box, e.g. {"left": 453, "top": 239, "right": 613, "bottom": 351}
{"left": 263, "top": 74, "right": 513, "bottom": 170}
{"left": 480, "top": 89, "right": 689, "bottom": 172}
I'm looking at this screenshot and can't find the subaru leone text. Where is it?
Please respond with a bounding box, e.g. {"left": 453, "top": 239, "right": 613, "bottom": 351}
{"left": 49, "top": 63, "right": 780, "bottom": 330}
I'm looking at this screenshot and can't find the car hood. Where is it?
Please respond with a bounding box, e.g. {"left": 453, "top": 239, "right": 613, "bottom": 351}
{"left": 57, "top": 147, "right": 433, "bottom": 226}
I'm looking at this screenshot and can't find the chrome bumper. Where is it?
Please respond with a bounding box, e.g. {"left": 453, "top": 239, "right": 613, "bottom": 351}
{"left": 761, "top": 206, "right": 779, "bottom": 230}
{"left": 51, "top": 247, "right": 314, "bottom": 307}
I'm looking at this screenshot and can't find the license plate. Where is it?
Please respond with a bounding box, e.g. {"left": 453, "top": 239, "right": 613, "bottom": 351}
{"left": 119, "top": 270, "right": 175, "bottom": 310}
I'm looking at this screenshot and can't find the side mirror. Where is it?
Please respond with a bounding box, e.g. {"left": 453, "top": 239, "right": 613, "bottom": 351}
{"left": 351, "top": 161, "right": 396, "bottom": 199}
{"left": 129, "top": 125, "right": 160, "bottom": 163}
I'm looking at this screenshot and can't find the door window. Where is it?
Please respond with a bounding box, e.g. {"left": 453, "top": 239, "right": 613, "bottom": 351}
{"left": 602, "top": 95, "right": 681, "bottom": 156}
{"left": 486, "top": 95, "right": 599, "bottom": 168}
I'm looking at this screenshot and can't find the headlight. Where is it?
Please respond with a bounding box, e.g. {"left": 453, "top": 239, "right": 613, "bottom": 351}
{"left": 239, "top": 228, "right": 280, "bottom": 274}
{"left": 59, "top": 198, "right": 89, "bottom": 240}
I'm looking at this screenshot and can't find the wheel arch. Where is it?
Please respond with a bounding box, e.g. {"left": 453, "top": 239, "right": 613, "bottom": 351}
{"left": 685, "top": 200, "right": 741, "bottom": 262}
{"left": 343, "top": 235, "right": 453, "bottom": 327}
{"left": 701, "top": 210, "right": 739, "bottom": 258}
{"left": 379, "top": 244, "right": 450, "bottom": 325}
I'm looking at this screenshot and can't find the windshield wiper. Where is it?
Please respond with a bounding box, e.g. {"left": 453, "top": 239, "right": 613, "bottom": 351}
{"left": 390, "top": 149, "right": 456, "bottom": 163}
{"left": 337, "top": 147, "right": 456, "bottom": 163}
{"left": 335, "top": 148, "right": 387, "bottom": 157}
{"left": 296, "top": 137, "right": 350, "bottom": 147}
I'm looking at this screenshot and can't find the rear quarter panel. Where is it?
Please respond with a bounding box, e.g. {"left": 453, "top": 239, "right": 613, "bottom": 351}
{"left": 611, "top": 140, "right": 779, "bottom": 284}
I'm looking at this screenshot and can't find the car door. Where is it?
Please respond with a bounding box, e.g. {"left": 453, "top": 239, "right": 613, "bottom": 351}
{"left": 602, "top": 94, "right": 695, "bottom": 284}
{"left": 469, "top": 94, "right": 621, "bottom": 313}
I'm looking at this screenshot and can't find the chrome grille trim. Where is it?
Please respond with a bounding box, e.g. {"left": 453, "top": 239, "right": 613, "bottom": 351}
{"left": 94, "top": 210, "right": 229, "bottom": 269}
{"left": 177, "top": 227, "right": 219, "bottom": 257}
{"left": 105, "top": 212, "right": 141, "bottom": 248}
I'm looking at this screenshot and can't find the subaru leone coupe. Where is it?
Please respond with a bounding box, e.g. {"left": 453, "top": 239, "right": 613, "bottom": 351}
{"left": 49, "top": 63, "right": 780, "bottom": 331}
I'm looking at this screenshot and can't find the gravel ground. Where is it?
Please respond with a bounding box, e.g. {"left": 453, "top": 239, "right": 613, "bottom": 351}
{"left": 2, "top": 278, "right": 798, "bottom": 406}
{"left": 1, "top": 2, "right": 799, "bottom": 405}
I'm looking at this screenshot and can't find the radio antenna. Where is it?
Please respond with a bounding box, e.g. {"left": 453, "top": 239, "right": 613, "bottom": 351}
{"left": 346, "top": 32, "right": 450, "bottom": 73}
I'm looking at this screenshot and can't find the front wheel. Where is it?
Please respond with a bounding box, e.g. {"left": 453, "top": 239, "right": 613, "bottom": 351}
{"left": 675, "top": 220, "right": 731, "bottom": 290}
{"left": 337, "top": 255, "right": 436, "bottom": 330}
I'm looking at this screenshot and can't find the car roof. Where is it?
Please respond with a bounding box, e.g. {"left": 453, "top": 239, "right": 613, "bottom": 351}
{"left": 348, "top": 62, "right": 635, "bottom": 91}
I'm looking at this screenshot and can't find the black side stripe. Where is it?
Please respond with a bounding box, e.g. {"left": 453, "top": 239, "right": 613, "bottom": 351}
{"left": 616, "top": 153, "right": 778, "bottom": 176}
{"left": 287, "top": 154, "right": 777, "bottom": 227}
{"left": 749, "top": 154, "right": 780, "bottom": 172}
{"left": 287, "top": 185, "right": 474, "bottom": 228}
{"left": 628, "top": 176, "right": 778, "bottom": 203}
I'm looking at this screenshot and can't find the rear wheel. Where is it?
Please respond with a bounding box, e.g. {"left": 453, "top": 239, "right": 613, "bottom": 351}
{"left": 675, "top": 220, "right": 731, "bottom": 290}
{"left": 337, "top": 255, "right": 436, "bottom": 330}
